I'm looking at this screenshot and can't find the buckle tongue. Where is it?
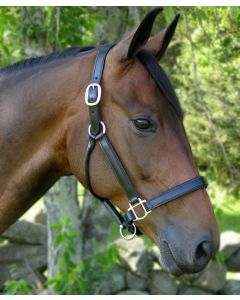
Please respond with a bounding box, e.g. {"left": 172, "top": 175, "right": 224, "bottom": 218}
{"left": 128, "top": 198, "right": 150, "bottom": 221}
{"left": 85, "top": 83, "right": 101, "bottom": 106}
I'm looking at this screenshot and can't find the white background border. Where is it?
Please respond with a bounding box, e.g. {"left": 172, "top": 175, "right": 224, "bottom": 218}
{"left": 3, "top": 1, "right": 240, "bottom": 6}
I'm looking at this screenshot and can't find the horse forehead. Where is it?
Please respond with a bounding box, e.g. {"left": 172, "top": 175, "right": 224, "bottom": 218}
{"left": 106, "top": 59, "right": 158, "bottom": 101}
{"left": 126, "top": 60, "right": 152, "bottom": 85}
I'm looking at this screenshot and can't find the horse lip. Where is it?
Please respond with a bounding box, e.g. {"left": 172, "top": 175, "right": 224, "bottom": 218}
{"left": 158, "top": 239, "right": 184, "bottom": 276}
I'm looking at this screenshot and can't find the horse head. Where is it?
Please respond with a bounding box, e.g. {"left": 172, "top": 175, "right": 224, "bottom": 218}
{"left": 67, "top": 8, "right": 219, "bottom": 275}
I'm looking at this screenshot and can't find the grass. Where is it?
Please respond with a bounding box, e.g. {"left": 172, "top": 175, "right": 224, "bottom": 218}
{"left": 215, "top": 200, "right": 240, "bottom": 233}
{"left": 208, "top": 181, "right": 240, "bottom": 233}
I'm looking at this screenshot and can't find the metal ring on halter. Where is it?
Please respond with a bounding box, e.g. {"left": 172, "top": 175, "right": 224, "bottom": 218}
{"left": 119, "top": 224, "right": 137, "bottom": 240}
{"left": 88, "top": 121, "right": 106, "bottom": 140}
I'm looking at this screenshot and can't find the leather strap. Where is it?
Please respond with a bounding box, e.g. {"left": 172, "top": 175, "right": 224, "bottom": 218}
{"left": 87, "top": 45, "right": 113, "bottom": 135}
{"left": 124, "top": 176, "right": 207, "bottom": 225}
{"left": 99, "top": 135, "right": 138, "bottom": 202}
{"left": 147, "top": 176, "right": 207, "bottom": 210}
{"left": 91, "top": 45, "right": 113, "bottom": 84}
{"left": 85, "top": 136, "right": 136, "bottom": 232}
{"left": 85, "top": 137, "right": 96, "bottom": 196}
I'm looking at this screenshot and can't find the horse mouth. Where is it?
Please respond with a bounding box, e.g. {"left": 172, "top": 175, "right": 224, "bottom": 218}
{"left": 158, "top": 240, "right": 184, "bottom": 276}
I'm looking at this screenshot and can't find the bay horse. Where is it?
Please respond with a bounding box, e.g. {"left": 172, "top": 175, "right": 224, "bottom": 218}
{"left": 0, "top": 8, "right": 219, "bottom": 275}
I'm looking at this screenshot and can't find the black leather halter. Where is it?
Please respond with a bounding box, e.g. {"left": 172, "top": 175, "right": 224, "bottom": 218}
{"left": 84, "top": 45, "right": 207, "bottom": 240}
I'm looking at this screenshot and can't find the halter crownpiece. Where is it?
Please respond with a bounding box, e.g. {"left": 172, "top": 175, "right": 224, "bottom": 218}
{"left": 84, "top": 45, "right": 208, "bottom": 240}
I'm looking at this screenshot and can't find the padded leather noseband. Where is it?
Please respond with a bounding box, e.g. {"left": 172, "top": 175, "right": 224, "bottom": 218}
{"left": 84, "top": 45, "right": 207, "bottom": 240}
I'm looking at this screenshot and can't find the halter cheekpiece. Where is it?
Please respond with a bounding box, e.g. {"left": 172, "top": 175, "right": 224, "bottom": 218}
{"left": 84, "top": 45, "right": 207, "bottom": 240}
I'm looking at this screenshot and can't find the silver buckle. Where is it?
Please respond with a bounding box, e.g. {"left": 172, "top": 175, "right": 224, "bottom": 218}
{"left": 128, "top": 198, "right": 150, "bottom": 221}
{"left": 85, "top": 83, "right": 101, "bottom": 106}
{"left": 120, "top": 224, "right": 137, "bottom": 240}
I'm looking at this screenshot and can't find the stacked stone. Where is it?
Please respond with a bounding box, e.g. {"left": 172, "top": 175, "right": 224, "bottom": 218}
{"left": 98, "top": 232, "right": 240, "bottom": 295}
{"left": 1, "top": 218, "right": 240, "bottom": 295}
{"left": 0, "top": 220, "right": 47, "bottom": 292}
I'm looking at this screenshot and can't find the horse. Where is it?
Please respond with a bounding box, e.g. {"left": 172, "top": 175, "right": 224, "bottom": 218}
{"left": 0, "top": 8, "right": 219, "bottom": 275}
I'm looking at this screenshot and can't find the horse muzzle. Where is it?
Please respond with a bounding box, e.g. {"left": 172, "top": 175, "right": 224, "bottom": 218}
{"left": 158, "top": 226, "right": 218, "bottom": 275}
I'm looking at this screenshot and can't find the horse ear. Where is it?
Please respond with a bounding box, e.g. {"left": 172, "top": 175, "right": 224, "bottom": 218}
{"left": 145, "top": 13, "right": 180, "bottom": 60}
{"left": 127, "top": 7, "right": 163, "bottom": 59}
{"left": 111, "top": 8, "right": 163, "bottom": 61}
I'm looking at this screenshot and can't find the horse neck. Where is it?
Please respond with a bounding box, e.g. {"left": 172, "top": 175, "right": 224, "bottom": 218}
{"left": 0, "top": 54, "right": 93, "bottom": 179}
{"left": 0, "top": 54, "right": 95, "bottom": 229}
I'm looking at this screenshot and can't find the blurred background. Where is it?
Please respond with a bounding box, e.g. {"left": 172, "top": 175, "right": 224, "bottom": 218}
{"left": 0, "top": 6, "right": 239, "bottom": 295}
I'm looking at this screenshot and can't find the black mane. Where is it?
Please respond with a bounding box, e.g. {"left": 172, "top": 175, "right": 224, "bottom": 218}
{"left": 138, "top": 50, "right": 183, "bottom": 119}
{"left": 0, "top": 46, "right": 95, "bottom": 74}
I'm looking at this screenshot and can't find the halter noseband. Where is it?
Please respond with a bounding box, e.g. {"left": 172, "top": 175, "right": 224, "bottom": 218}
{"left": 84, "top": 45, "right": 207, "bottom": 240}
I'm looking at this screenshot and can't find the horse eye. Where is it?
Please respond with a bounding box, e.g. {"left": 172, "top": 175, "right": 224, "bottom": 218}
{"left": 133, "top": 118, "right": 152, "bottom": 130}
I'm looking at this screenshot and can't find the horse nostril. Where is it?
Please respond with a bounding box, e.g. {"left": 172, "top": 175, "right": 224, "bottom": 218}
{"left": 195, "top": 241, "right": 212, "bottom": 263}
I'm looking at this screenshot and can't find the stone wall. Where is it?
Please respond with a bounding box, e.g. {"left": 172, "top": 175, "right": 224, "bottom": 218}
{"left": 98, "top": 234, "right": 240, "bottom": 295}
{"left": 0, "top": 219, "right": 240, "bottom": 295}
{"left": 0, "top": 220, "right": 47, "bottom": 293}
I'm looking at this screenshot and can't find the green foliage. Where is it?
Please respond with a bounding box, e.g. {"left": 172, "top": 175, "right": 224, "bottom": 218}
{"left": 0, "top": 7, "right": 96, "bottom": 68}
{"left": 3, "top": 264, "right": 33, "bottom": 295}
{"left": 215, "top": 250, "right": 225, "bottom": 265}
{"left": 4, "top": 279, "right": 31, "bottom": 295}
{"left": 48, "top": 217, "right": 119, "bottom": 294}
{"left": 208, "top": 179, "right": 240, "bottom": 231}
{"left": 164, "top": 7, "right": 240, "bottom": 191}
{"left": 0, "top": 7, "right": 23, "bottom": 66}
